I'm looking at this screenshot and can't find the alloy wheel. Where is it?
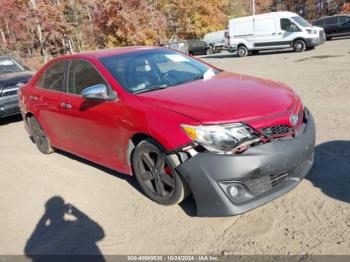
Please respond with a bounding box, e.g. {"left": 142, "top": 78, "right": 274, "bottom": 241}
{"left": 137, "top": 150, "right": 176, "bottom": 198}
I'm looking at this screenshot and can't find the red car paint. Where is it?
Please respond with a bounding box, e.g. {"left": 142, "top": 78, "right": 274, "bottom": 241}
{"left": 19, "top": 47, "right": 302, "bottom": 175}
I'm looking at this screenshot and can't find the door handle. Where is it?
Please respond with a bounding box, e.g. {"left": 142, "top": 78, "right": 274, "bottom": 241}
{"left": 60, "top": 102, "right": 72, "bottom": 109}
{"left": 29, "top": 95, "right": 38, "bottom": 101}
{"left": 272, "top": 33, "right": 276, "bottom": 35}
{"left": 278, "top": 32, "right": 283, "bottom": 35}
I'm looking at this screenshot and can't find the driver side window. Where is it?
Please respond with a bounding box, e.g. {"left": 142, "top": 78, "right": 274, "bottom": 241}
{"left": 280, "top": 18, "right": 301, "bottom": 32}
{"left": 67, "top": 60, "right": 107, "bottom": 95}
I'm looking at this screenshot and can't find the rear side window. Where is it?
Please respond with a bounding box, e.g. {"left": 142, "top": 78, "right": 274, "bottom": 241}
{"left": 37, "top": 61, "right": 66, "bottom": 92}
{"left": 67, "top": 60, "right": 107, "bottom": 95}
{"left": 325, "top": 17, "right": 338, "bottom": 25}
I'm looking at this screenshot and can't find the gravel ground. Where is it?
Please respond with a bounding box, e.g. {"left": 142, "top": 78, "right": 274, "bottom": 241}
{"left": 0, "top": 38, "right": 350, "bottom": 257}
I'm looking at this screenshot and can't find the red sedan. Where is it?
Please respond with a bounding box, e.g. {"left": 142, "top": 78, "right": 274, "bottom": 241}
{"left": 19, "top": 47, "right": 315, "bottom": 216}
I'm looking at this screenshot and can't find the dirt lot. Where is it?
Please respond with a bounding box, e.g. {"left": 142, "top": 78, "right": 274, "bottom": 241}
{"left": 1, "top": 38, "right": 350, "bottom": 257}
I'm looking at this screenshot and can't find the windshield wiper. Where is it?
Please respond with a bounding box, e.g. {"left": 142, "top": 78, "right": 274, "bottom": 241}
{"left": 133, "top": 86, "right": 167, "bottom": 95}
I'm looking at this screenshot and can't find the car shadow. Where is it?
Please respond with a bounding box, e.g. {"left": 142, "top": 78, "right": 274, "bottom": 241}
{"left": 306, "top": 140, "right": 350, "bottom": 204}
{"left": 201, "top": 49, "right": 297, "bottom": 59}
{"left": 56, "top": 150, "right": 198, "bottom": 217}
{"left": 0, "top": 114, "right": 22, "bottom": 125}
{"left": 24, "top": 196, "right": 105, "bottom": 261}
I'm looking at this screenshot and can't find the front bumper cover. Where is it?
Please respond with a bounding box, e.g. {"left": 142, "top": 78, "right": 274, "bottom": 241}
{"left": 305, "top": 36, "right": 326, "bottom": 48}
{"left": 0, "top": 95, "right": 20, "bottom": 118}
{"left": 176, "top": 112, "right": 316, "bottom": 217}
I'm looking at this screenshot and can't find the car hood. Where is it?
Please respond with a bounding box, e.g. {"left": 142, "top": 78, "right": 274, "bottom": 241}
{"left": 137, "top": 71, "right": 298, "bottom": 124}
{"left": 0, "top": 71, "right": 35, "bottom": 86}
{"left": 306, "top": 26, "right": 324, "bottom": 31}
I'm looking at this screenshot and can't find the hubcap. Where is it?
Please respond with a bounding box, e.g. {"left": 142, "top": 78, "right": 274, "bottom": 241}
{"left": 138, "top": 151, "right": 176, "bottom": 198}
{"left": 296, "top": 42, "right": 303, "bottom": 51}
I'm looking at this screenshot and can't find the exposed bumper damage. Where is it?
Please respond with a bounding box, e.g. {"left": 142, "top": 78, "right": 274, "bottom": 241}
{"left": 168, "top": 110, "right": 316, "bottom": 217}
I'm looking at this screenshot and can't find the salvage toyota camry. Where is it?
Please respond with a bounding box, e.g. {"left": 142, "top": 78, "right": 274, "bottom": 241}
{"left": 19, "top": 47, "right": 315, "bottom": 216}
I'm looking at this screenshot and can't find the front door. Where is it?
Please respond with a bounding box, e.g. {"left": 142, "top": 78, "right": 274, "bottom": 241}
{"left": 324, "top": 16, "right": 340, "bottom": 36}
{"left": 338, "top": 16, "right": 350, "bottom": 35}
{"left": 59, "top": 59, "right": 124, "bottom": 170}
{"left": 278, "top": 18, "right": 302, "bottom": 47}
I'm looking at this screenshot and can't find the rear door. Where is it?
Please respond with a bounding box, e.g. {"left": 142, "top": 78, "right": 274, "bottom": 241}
{"left": 58, "top": 59, "right": 124, "bottom": 169}
{"left": 29, "top": 60, "right": 68, "bottom": 147}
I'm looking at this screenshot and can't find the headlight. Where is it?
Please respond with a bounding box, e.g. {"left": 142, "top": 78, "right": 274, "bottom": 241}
{"left": 181, "top": 123, "right": 261, "bottom": 153}
{"left": 306, "top": 29, "right": 317, "bottom": 34}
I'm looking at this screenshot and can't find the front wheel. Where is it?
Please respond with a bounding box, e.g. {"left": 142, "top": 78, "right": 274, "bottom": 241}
{"left": 205, "top": 48, "right": 212, "bottom": 55}
{"left": 131, "top": 140, "right": 189, "bottom": 205}
{"left": 293, "top": 40, "right": 306, "bottom": 52}
{"left": 237, "top": 45, "right": 248, "bottom": 57}
{"left": 28, "top": 116, "right": 54, "bottom": 154}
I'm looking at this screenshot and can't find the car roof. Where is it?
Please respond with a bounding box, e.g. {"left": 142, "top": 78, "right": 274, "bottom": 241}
{"left": 229, "top": 11, "right": 298, "bottom": 21}
{"left": 316, "top": 14, "right": 350, "bottom": 20}
{"left": 59, "top": 46, "right": 163, "bottom": 60}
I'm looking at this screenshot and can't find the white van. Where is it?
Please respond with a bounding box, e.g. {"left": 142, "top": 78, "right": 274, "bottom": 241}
{"left": 203, "top": 30, "right": 229, "bottom": 52}
{"left": 228, "top": 11, "right": 326, "bottom": 57}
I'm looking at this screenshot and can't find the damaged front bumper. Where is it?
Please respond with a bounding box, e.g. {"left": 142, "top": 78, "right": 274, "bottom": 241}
{"left": 173, "top": 111, "right": 316, "bottom": 217}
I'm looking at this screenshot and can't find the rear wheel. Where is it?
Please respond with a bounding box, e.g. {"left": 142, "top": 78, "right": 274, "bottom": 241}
{"left": 293, "top": 39, "right": 306, "bottom": 52}
{"left": 237, "top": 45, "right": 248, "bottom": 57}
{"left": 131, "top": 139, "right": 189, "bottom": 205}
{"left": 28, "top": 116, "right": 54, "bottom": 154}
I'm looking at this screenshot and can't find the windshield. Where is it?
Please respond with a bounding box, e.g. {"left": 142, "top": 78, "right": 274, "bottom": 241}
{"left": 99, "top": 49, "right": 220, "bottom": 94}
{"left": 292, "top": 16, "right": 311, "bottom": 27}
{"left": 0, "top": 57, "right": 24, "bottom": 74}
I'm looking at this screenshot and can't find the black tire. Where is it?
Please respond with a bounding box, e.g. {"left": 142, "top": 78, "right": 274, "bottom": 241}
{"left": 206, "top": 48, "right": 212, "bottom": 55}
{"left": 326, "top": 36, "right": 332, "bottom": 41}
{"left": 293, "top": 39, "right": 306, "bottom": 52}
{"left": 28, "top": 116, "right": 54, "bottom": 154}
{"left": 237, "top": 45, "right": 248, "bottom": 57}
{"left": 131, "top": 139, "right": 189, "bottom": 205}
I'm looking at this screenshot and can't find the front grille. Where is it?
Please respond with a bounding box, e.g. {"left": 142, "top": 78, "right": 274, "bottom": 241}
{"left": 244, "top": 172, "right": 288, "bottom": 195}
{"left": 260, "top": 124, "right": 292, "bottom": 137}
{"left": 0, "top": 82, "right": 22, "bottom": 97}
{"left": 270, "top": 172, "right": 288, "bottom": 187}
{"left": 320, "top": 30, "right": 326, "bottom": 43}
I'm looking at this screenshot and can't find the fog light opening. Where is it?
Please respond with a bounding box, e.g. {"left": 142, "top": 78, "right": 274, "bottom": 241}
{"left": 228, "top": 185, "right": 240, "bottom": 198}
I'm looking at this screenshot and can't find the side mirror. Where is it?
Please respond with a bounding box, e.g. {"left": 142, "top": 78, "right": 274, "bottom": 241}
{"left": 81, "top": 84, "right": 116, "bottom": 100}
